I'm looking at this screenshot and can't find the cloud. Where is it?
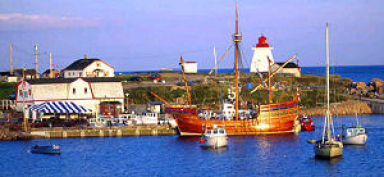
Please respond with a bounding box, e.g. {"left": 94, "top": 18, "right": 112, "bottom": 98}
{"left": 0, "top": 13, "right": 102, "bottom": 31}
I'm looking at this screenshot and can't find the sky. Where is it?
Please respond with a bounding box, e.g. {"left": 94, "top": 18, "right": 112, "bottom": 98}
{"left": 0, "top": 0, "right": 383, "bottom": 72}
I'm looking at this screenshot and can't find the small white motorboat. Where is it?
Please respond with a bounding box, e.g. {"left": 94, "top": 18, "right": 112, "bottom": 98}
{"left": 200, "top": 125, "right": 228, "bottom": 149}
{"left": 342, "top": 125, "right": 368, "bottom": 145}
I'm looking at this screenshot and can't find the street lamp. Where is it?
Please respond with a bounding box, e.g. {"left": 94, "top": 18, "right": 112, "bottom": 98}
{"left": 125, "top": 93, "right": 129, "bottom": 113}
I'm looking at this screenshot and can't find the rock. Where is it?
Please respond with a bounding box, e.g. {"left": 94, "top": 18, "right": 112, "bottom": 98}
{"left": 356, "top": 82, "right": 366, "bottom": 90}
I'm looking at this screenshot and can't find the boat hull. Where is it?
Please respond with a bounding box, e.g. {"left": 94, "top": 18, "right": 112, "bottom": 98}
{"left": 201, "top": 136, "right": 228, "bottom": 149}
{"left": 314, "top": 142, "right": 343, "bottom": 158}
{"left": 342, "top": 134, "right": 368, "bottom": 145}
{"left": 31, "top": 145, "right": 61, "bottom": 154}
{"left": 170, "top": 100, "right": 300, "bottom": 136}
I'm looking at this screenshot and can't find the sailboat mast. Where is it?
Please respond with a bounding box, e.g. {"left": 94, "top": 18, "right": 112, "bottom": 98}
{"left": 233, "top": 3, "right": 242, "bottom": 120}
{"left": 326, "top": 23, "right": 331, "bottom": 141}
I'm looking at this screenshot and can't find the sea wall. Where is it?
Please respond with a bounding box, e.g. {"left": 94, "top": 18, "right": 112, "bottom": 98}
{"left": 300, "top": 100, "right": 372, "bottom": 117}
{"left": 30, "top": 126, "right": 176, "bottom": 139}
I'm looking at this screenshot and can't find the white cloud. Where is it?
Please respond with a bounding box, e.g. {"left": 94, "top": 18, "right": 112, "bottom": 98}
{"left": 0, "top": 13, "right": 102, "bottom": 31}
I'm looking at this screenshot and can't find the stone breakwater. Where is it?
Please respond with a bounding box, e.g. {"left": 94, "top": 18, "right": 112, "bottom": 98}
{"left": 0, "top": 128, "right": 30, "bottom": 141}
{"left": 300, "top": 100, "right": 372, "bottom": 116}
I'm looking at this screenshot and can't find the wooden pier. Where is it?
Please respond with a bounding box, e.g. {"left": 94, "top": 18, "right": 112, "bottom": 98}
{"left": 30, "top": 126, "right": 176, "bottom": 139}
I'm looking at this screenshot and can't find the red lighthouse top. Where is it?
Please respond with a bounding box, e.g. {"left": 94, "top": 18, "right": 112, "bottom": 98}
{"left": 256, "top": 34, "right": 270, "bottom": 47}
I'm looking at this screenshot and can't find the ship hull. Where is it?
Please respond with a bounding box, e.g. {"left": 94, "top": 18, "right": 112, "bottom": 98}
{"left": 169, "top": 100, "right": 300, "bottom": 136}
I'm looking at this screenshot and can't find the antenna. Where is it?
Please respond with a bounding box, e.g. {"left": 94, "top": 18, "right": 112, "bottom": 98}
{"left": 35, "top": 44, "right": 39, "bottom": 78}
{"left": 10, "top": 44, "right": 13, "bottom": 75}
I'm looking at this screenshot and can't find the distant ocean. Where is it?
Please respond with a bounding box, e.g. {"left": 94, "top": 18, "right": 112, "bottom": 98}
{"left": 117, "top": 65, "right": 384, "bottom": 83}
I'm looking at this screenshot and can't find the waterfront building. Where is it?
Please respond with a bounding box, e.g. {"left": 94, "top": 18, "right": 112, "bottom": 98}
{"left": 272, "top": 62, "right": 301, "bottom": 77}
{"left": 15, "top": 77, "right": 124, "bottom": 119}
{"left": 183, "top": 61, "right": 198, "bottom": 73}
{"left": 62, "top": 55, "right": 114, "bottom": 78}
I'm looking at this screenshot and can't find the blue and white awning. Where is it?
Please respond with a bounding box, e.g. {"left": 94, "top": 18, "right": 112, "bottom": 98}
{"left": 28, "top": 101, "right": 92, "bottom": 114}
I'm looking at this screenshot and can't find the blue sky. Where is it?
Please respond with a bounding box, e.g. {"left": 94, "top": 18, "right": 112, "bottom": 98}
{"left": 0, "top": 0, "right": 383, "bottom": 72}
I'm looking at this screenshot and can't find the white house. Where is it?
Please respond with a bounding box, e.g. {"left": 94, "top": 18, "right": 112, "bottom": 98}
{"left": 15, "top": 77, "right": 124, "bottom": 118}
{"left": 184, "top": 61, "right": 198, "bottom": 73}
{"left": 62, "top": 55, "right": 114, "bottom": 78}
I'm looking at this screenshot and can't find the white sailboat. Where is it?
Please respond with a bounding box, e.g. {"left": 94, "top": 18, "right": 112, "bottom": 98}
{"left": 341, "top": 113, "right": 368, "bottom": 145}
{"left": 314, "top": 23, "right": 343, "bottom": 158}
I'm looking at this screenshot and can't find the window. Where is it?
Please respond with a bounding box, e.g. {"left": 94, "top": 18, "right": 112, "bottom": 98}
{"left": 289, "top": 110, "right": 292, "bottom": 114}
{"left": 19, "top": 90, "right": 22, "bottom": 96}
{"left": 294, "top": 109, "right": 297, "bottom": 113}
{"left": 28, "top": 90, "right": 31, "bottom": 95}
{"left": 79, "top": 72, "right": 82, "bottom": 77}
{"left": 73, "top": 88, "right": 76, "bottom": 94}
{"left": 84, "top": 88, "right": 88, "bottom": 94}
{"left": 97, "top": 62, "right": 101, "bottom": 67}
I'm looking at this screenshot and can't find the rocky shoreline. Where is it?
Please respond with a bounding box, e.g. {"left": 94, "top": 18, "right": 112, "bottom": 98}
{"left": 300, "top": 100, "right": 372, "bottom": 117}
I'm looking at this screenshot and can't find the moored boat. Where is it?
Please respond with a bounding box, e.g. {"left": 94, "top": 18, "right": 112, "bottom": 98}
{"left": 31, "top": 145, "right": 61, "bottom": 154}
{"left": 341, "top": 125, "right": 368, "bottom": 145}
{"left": 314, "top": 23, "right": 343, "bottom": 159}
{"left": 200, "top": 125, "right": 228, "bottom": 149}
{"left": 299, "top": 116, "right": 315, "bottom": 131}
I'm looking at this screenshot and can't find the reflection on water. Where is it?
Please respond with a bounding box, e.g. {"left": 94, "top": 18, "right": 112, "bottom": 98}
{"left": 0, "top": 114, "right": 383, "bottom": 176}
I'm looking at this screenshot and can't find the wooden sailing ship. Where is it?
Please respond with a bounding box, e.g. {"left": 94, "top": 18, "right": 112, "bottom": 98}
{"left": 164, "top": 3, "right": 300, "bottom": 136}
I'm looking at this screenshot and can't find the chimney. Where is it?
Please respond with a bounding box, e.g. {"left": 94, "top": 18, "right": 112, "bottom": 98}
{"left": 84, "top": 54, "right": 87, "bottom": 59}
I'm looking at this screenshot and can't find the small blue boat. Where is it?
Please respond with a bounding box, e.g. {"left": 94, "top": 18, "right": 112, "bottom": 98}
{"left": 31, "top": 145, "right": 61, "bottom": 154}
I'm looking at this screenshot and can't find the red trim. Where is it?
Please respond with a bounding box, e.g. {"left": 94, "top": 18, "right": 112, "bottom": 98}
{"left": 15, "top": 81, "right": 23, "bottom": 101}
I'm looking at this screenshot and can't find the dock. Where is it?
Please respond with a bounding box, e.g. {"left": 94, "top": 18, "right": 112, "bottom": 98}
{"left": 30, "top": 126, "right": 176, "bottom": 139}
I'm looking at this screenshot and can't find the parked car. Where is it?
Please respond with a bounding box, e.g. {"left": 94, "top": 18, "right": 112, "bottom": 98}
{"left": 127, "top": 76, "right": 143, "bottom": 82}
{"left": 148, "top": 73, "right": 161, "bottom": 81}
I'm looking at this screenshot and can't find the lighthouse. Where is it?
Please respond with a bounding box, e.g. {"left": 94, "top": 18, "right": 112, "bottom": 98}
{"left": 250, "top": 35, "right": 274, "bottom": 73}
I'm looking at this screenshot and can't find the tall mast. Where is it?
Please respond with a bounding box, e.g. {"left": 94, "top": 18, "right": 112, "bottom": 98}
{"left": 35, "top": 44, "right": 39, "bottom": 78}
{"left": 233, "top": 2, "right": 242, "bottom": 120}
{"left": 10, "top": 44, "right": 13, "bottom": 75}
{"left": 179, "top": 56, "right": 192, "bottom": 107}
{"left": 326, "top": 23, "right": 331, "bottom": 141}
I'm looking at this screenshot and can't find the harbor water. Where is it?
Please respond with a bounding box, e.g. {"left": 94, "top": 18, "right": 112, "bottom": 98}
{"left": 0, "top": 114, "right": 383, "bottom": 176}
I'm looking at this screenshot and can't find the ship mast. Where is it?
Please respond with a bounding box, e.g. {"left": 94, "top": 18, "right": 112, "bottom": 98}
{"left": 233, "top": 3, "right": 242, "bottom": 120}
{"left": 179, "top": 56, "right": 192, "bottom": 107}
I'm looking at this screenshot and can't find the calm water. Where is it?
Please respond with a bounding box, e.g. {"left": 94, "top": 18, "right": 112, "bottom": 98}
{"left": 0, "top": 114, "right": 383, "bottom": 176}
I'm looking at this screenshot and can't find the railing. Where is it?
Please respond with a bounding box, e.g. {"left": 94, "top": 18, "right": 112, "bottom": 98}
{"left": 0, "top": 100, "right": 16, "bottom": 110}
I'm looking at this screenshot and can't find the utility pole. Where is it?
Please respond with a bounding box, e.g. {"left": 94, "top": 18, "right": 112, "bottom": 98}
{"left": 213, "top": 47, "right": 217, "bottom": 76}
{"left": 50, "top": 52, "right": 52, "bottom": 78}
{"left": 35, "top": 44, "right": 39, "bottom": 78}
{"left": 10, "top": 44, "right": 13, "bottom": 75}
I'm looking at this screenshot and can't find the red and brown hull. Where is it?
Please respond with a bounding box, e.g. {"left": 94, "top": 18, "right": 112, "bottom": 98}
{"left": 168, "top": 100, "right": 300, "bottom": 136}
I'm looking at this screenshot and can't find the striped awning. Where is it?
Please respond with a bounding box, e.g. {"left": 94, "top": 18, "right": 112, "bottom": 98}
{"left": 28, "top": 101, "right": 92, "bottom": 114}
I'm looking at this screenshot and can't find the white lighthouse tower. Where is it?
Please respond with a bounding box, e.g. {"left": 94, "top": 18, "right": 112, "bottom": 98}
{"left": 250, "top": 35, "right": 275, "bottom": 73}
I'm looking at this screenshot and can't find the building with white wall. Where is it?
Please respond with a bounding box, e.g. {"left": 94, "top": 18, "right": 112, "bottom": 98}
{"left": 62, "top": 56, "right": 114, "bottom": 78}
{"left": 183, "top": 62, "right": 198, "bottom": 73}
{"left": 15, "top": 77, "right": 124, "bottom": 117}
{"left": 250, "top": 35, "right": 274, "bottom": 73}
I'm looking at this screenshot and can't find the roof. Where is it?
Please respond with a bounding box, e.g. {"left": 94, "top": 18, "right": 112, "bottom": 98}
{"left": 185, "top": 61, "right": 197, "bottom": 64}
{"left": 26, "top": 77, "right": 120, "bottom": 84}
{"left": 275, "top": 62, "right": 298, "bottom": 68}
{"left": 63, "top": 59, "right": 101, "bottom": 71}
{"left": 42, "top": 69, "right": 59, "bottom": 74}
{"left": 14, "top": 69, "right": 37, "bottom": 75}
